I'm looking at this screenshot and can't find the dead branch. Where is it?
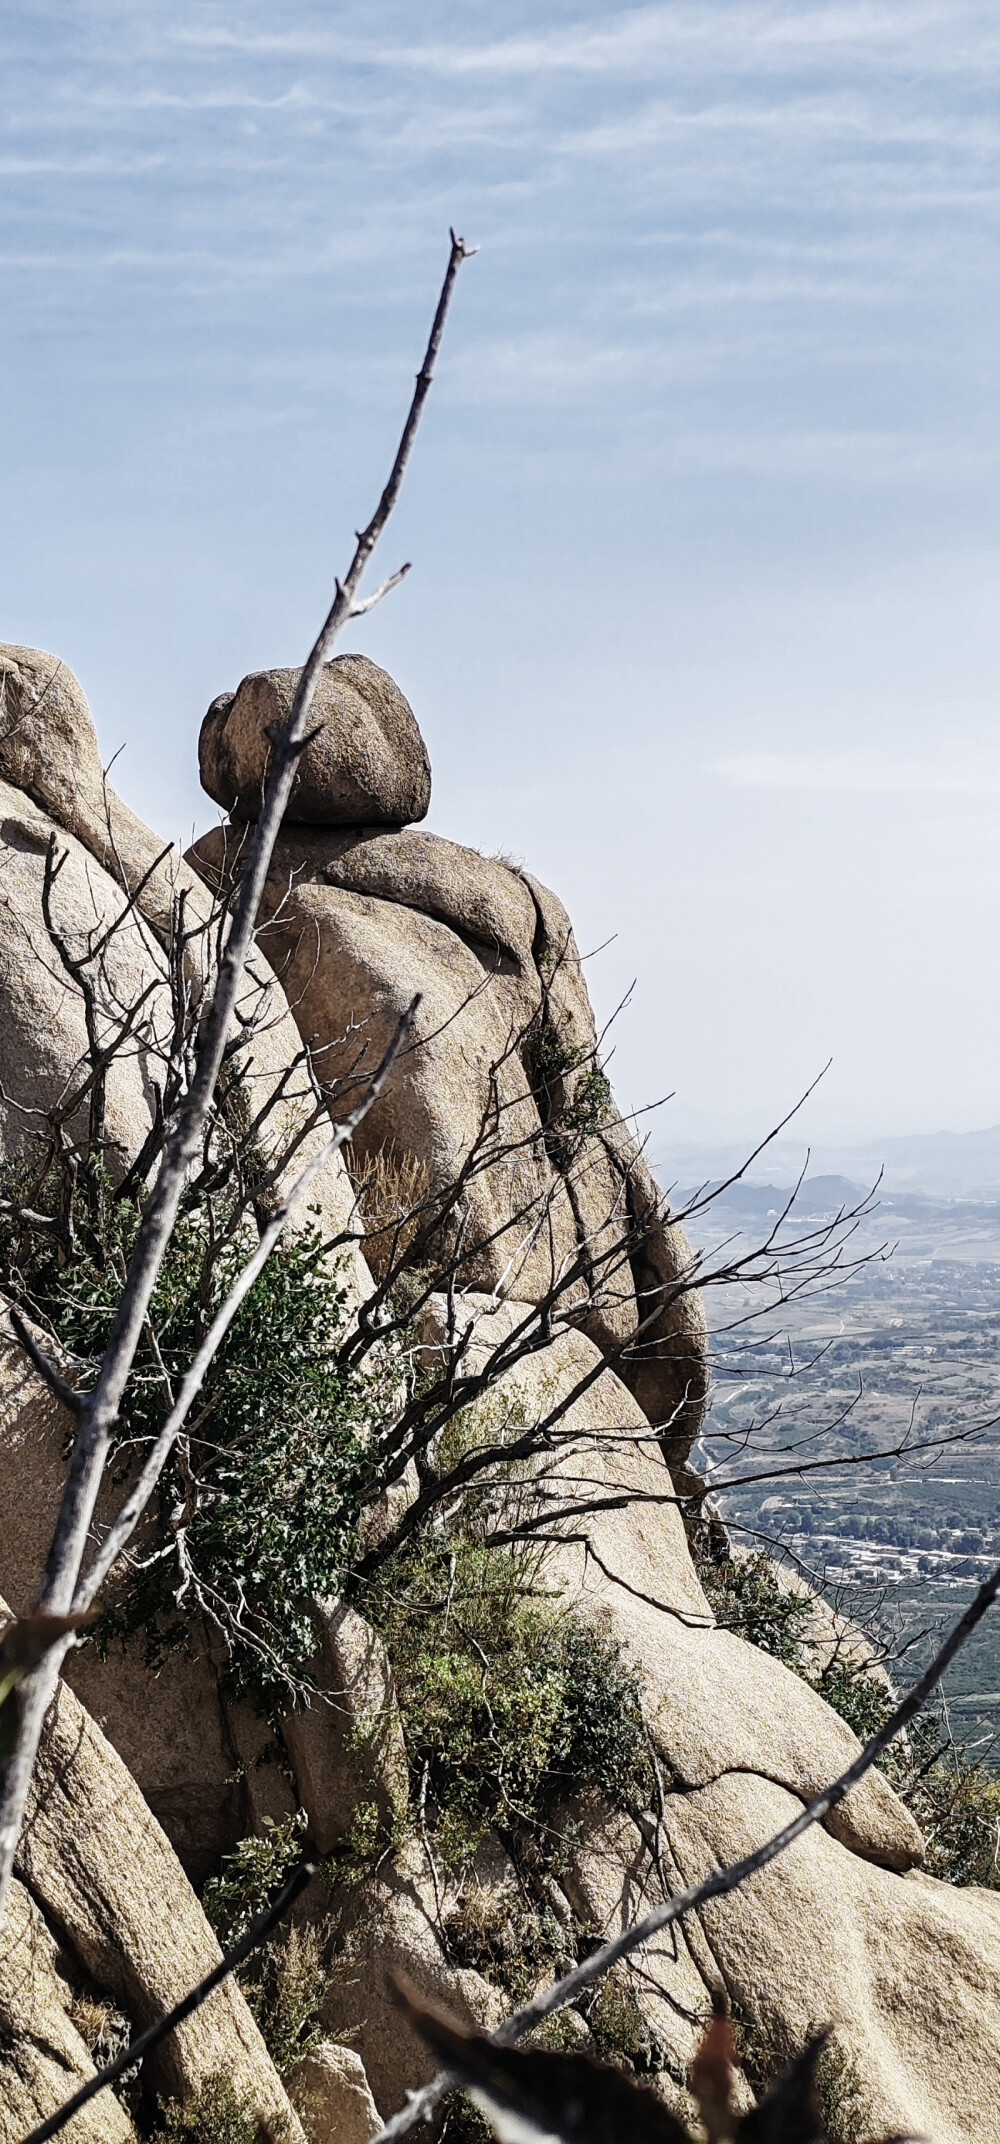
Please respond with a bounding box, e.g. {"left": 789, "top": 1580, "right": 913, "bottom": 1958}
{"left": 0, "top": 231, "right": 473, "bottom": 1922}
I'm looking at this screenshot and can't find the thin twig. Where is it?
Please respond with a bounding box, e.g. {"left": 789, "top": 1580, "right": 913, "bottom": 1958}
{"left": 348, "top": 563, "right": 412, "bottom": 616}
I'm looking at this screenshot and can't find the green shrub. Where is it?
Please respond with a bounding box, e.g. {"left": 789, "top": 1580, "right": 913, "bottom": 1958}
{"left": 203, "top": 1815, "right": 307, "bottom": 1948}
{"left": 363, "top": 1534, "right": 652, "bottom": 1875}
{"left": 203, "top": 1815, "right": 328, "bottom": 2076}
{"left": 0, "top": 1165, "right": 398, "bottom": 1708}
{"left": 698, "top": 1553, "right": 814, "bottom": 1667}
{"left": 523, "top": 1019, "right": 612, "bottom": 1159}
{"left": 149, "top": 2074, "right": 274, "bottom": 2144}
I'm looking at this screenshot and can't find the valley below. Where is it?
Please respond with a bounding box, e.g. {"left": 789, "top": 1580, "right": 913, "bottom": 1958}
{"left": 677, "top": 1162, "right": 1000, "bottom": 1755}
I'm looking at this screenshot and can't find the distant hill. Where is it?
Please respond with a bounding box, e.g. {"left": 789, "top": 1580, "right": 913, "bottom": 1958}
{"left": 680, "top": 1171, "right": 1000, "bottom": 1230}
{"left": 654, "top": 1123, "right": 1000, "bottom": 1205}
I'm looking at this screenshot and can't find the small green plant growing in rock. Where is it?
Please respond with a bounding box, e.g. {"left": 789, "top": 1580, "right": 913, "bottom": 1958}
{"left": 697, "top": 1552, "right": 815, "bottom": 1668}
{"left": 148, "top": 2074, "right": 276, "bottom": 2144}
{"left": 444, "top": 1884, "right": 572, "bottom": 2002}
{"left": 579, "top": 1962, "right": 666, "bottom": 2074}
{"left": 363, "top": 1531, "right": 653, "bottom": 1878}
{"left": 203, "top": 1814, "right": 308, "bottom": 1947}
{"left": 522, "top": 1013, "right": 612, "bottom": 1169}
{"left": 203, "top": 1814, "right": 329, "bottom": 2078}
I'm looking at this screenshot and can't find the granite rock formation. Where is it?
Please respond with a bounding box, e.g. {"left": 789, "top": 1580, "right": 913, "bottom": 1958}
{"left": 1, "top": 642, "right": 999, "bottom": 2143}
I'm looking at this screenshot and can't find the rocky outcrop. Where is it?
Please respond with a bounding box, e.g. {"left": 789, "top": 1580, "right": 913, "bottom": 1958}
{"left": 0, "top": 643, "right": 378, "bottom": 1874}
{"left": 0, "top": 1595, "right": 301, "bottom": 2134}
{"left": 417, "top": 1295, "right": 923, "bottom": 1875}
{"left": 665, "top": 1770, "right": 1000, "bottom": 2144}
{"left": 0, "top": 776, "right": 169, "bottom": 1171}
{"left": 280, "top": 1600, "right": 409, "bottom": 1856}
{"left": 15, "top": 1667, "right": 301, "bottom": 2122}
{"left": 286, "top": 2039, "right": 382, "bottom": 2144}
{"left": 189, "top": 782, "right": 708, "bottom": 1461}
{"left": 0, "top": 640, "right": 361, "bottom": 1251}
{"left": 320, "top": 1836, "right": 505, "bottom": 2116}
{"left": 4, "top": 640, "right": 1000, "bottom": 2143}
{"left": 199, "top": 656, "right": 432, "bottom": 827}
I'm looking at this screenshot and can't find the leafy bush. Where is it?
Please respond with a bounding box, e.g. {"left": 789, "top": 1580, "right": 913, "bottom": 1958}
{"left": 523, "top": 1017, "right": 612, "bottom": 1163}
{"left": 0, "top": 1165, "right": 398, "bottom": 1707}
{"left": 364, "top": 1533, "right": 653, "bottom": 1874}
{"left": 203, "top": 1815, "right": 307, "bottom": 1948}
{"left": 698, "top": 1552, "right": 814, "bottom": 1667}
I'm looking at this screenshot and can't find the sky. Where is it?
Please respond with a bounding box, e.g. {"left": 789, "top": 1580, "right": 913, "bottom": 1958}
{"left": 2, "top": 1, "right": 1000, "bottom": 1152}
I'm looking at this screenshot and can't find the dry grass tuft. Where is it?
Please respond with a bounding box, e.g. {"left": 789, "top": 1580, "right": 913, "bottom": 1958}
{"left": 346, "top": 1144, "right": 435, "bottom": 1282}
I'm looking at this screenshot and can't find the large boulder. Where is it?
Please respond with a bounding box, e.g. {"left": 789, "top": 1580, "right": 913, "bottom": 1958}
{"left": 198, "top": 657, "right": 432, "bottom": 827}
{"left": 0, "top": 777, "right": 169, "bottom": 1169}
{"left": 188, "top": 815, "right": 708, "bottom": 1463}
{"left": 664, "top": 1770, "right": 1000, "bottom": 2144}
{"left": 0, "top": 641, "right": 363, "bottom": 1250}
{"left": 286, "top": 2039, "right": 382, "bottom": 2144}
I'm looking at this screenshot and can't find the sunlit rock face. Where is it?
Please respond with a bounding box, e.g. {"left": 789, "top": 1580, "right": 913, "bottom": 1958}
{"left": 189, "top": 660, "right": 709, "bottom": 1464}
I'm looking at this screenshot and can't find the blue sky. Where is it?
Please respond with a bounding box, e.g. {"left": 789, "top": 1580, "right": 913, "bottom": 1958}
{"left": 3, "top": 1, "right": 1000, "bottom": 1148}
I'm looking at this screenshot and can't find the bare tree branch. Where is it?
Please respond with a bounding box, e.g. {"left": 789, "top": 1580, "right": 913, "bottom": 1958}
{"left": 0, "top": 230, "right": 473, "bottom": 1922}
{"left": 347, "top": 562, "right": 412, "bottom": 616}
{"left": 6, "top": 1310, "right": 83, "bottom": 1416}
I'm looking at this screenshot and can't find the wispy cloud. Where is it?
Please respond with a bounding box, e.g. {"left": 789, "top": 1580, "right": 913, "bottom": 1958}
{"left": 165, "top": 4, "right": 998, "bottom": 82}
{"left": 713, "top": 751, "right": 1000, "bottom": 793}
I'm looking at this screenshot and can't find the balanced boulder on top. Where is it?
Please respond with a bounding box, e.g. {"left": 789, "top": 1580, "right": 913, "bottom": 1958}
{"left": 198, "top": 654, "right": 432, "bottom": 826}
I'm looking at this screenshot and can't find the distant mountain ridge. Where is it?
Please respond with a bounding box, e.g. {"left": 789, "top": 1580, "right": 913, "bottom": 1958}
{"left": 654, "top": 1123, "right": 1000, "bottom": 1205}
{"left": 676, "top": 1171, "right": 1000, "bottom": 1229}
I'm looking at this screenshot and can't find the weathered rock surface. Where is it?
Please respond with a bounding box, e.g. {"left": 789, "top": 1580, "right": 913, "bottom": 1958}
{"left": 5, "top": 640, "right": 1000, "bottom": 2143}
{"left": 286, "top": 2039, "right": 382, "bottom": 2144}
{"left": 281, "top": 1600, "right": 409, "bottom": 1855}
{"left": 0, "top": 776, "right": 168, "bottom": 1169}
{"left": 13, "top": 1662, "right": 300, "bottom": 2125}
{"left": 0, "top": 641, "right": 362, "bottom": 1250}
{"left": 321, "top": 1837, "right": 504, "bottom": 2117}
{"left": 0, "top": 1878, "right": 135, "bottom": 2144}
{"left": 664, "top": 1769, "right": 1000, "bottom": 2144}
{"left": 0, "top": 1306, "right": 293, "bottom": 1878}
{"left": 199, "top": 656, "right": 432, "bottom": 826}
{"left": 554, "top": 1794, "right": 752, "bottom": 2133}
{"left": 188, "top": 813, "right": 707, "bottom": 1454}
